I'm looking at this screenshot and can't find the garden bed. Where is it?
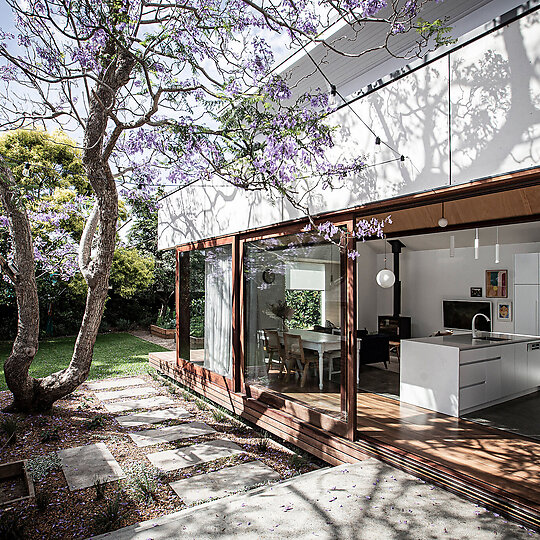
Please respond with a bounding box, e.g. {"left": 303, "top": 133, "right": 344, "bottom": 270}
{"left": 149, "top": 325, "right": 175, "bottom": 339}
{"left": 0, "top": 371, "right": 320, "bottom": 539}
{"left": 0, "top": 460, "right": 34, "bottom": 506}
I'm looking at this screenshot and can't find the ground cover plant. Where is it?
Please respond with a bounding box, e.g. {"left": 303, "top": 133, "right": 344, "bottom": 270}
{"left": 0, "top": 371, "right": 320, "bottom": 539}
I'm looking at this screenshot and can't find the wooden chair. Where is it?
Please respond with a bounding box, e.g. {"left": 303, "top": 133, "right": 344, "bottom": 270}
{"left": 263, "top": 330, "right": 286, "bottom": 375}
{"left": 283, "top": 333, "right": 318, "bottom": 387}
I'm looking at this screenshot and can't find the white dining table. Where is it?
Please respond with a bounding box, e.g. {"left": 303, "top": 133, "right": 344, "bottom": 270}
{"left": 280, "top": 330, "right": 342, "bottom": 390}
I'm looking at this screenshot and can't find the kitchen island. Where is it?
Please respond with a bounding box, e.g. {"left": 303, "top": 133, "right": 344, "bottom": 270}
{"left": 400, "top": 333, "right": 540, "bottom": 416}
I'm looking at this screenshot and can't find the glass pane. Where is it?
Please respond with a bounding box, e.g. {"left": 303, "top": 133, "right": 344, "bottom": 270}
{"left": 187, "top": 245, "right": 233, "bottom": 377}
{"left": 244, "top": 232, "right": 345, "bottom": 419}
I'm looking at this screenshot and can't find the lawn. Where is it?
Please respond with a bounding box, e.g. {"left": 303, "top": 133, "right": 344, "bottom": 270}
{"left": 0, "top": 333, "right": 168, "bottom": 391}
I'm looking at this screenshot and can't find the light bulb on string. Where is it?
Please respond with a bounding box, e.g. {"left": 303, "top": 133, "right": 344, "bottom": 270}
{"left": 376, "top": 236, "right": 395, "bottom": 288}
{"left": 22, "top": 163, "right": 30, "bottom": 178}
{"left": 438, "top": 202, "right": 448, "bottom": 228}
{"left": 399, "top": 155, "right": 406, "bottom": 169}
{"left": 374, "top": 136, "right": 381, "bottom": 155}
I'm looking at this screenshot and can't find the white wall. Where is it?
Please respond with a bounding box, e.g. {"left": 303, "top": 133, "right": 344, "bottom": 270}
{"left": 158, "top": 9, "right": 540, "bottom": 249}
{"left": 375, "top": 241, "right": 540, "bottom": 338}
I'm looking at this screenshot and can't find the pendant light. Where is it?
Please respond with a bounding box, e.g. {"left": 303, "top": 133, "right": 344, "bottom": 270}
{"left": 374, "top": 136, "right": 381, "bottom": 155}
{"left": 438, "top": 202, "right": 448, "bottom": 228}
{"left": 495, "top": 226, "right": 500, "bottom": 264}
{"left": 474, "top": 228, "right": 479, "bottom": 260}
{"left": 450, "top": 235, "right": 455, "bottom": 258}
{"left": 376, "top": 237, "right": 395, "bottom": 288}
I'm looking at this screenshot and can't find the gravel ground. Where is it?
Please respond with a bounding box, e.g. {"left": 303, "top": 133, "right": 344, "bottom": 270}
{"left": 0, "top": 371, "right": 319, "bottom": 539}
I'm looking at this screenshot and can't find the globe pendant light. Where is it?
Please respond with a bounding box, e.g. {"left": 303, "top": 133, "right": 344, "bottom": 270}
{"left": 438, "top": 202, "right": 448, "bottom": 228}
{"left": 376, "top": 237, "right": 395, "bottom": 288}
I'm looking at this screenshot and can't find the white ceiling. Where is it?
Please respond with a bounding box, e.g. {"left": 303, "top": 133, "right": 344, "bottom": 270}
{"left": 362, "top": 221, "right": 540, "bottom": 254}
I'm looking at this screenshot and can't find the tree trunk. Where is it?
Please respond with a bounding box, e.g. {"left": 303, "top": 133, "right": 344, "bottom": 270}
{"left": 1, "top": 45, "right": 135, "bottom": 412}
{"left": 0, "top": 157, "right": 40, "bottom": 412}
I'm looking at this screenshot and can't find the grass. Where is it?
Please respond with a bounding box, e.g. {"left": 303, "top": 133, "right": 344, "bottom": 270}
{"left": 0, "top": 333, "right": 169, "bottom": 392}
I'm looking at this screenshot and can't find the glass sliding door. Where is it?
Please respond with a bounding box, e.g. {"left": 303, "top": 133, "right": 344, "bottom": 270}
{"left": 243, "top": 231, "right": 346, "bottom": 419}
{"left": 180, "top": 245, "right": 233, "bottom": 378}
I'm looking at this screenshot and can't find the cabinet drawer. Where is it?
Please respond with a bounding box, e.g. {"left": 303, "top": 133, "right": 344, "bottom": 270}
{"left": 460, "top": 362, "right": 486, "bottom": 388}
{"left": 460, "top": 347, "right": 501, "bottom": 365}
{"left": 460, "top": 383, "right": 486, "bottom": 411}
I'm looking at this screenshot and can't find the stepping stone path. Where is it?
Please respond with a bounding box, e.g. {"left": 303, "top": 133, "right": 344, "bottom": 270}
{"left": 86, "top": 377, "right": 146, "bottom": 390}
{"left": 115, "top": 407, "right": 192, "bottom": 427}
{"left": 169, "top": 460, "right": 280, "bottom": 505}
{"left": 95, "top": 386, "right": 158, "bottom": 401}
{"left": 102, "top": 395, "right": 174, "bottom": 413}
{"left": 58, "top": 442, "right": 125, "bottom": 491}
{"left": 129, "top": 422, "right": 216, "bottom": 448}
{"left": 147, "top": 439, "right": 244, "bottom": 472}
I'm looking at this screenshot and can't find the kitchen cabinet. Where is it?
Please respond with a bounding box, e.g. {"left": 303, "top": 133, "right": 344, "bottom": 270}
{"left": 514, "top": 284, "right": 539, "bottom": 336}
{"left": 514, "top": 253, "right": 539, "bottom": 284}
{"left": 401, "top": 335, "right": 540, "bottom": 416}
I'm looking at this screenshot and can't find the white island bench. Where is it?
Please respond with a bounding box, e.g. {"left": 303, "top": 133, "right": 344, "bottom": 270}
{"left": 400, "top": 333, "right": 540, "bottom": 416}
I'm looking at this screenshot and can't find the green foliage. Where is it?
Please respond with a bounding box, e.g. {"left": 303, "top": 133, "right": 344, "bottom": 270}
{"left": 0, "top": 416, "right": 19, "bottom": 445}
{"left": 85, "top": 414, "right": 106, "bottom": 430}
{"left": 195, "top": 398, "right": 208, "bottom": 411}
{"left": 156, "top": 307, "right": 175, "bottom": 329}
{"left": 256, "top": 437, "right": 270, "bottom": 452}
{"left": 0, "top": 129, "right": 89, "bottom": 196}
{"left": 109, "top": 247, "right": 154, "bottom": 299}
{"left": 122, "top": 461, "right": 163, "bottom": 503}
{"left": 94, "top": 477, "right": 107, "bottom": 500}
{"left": 93, "top": 492, "right": 122, "bottom": 533}
{"left": 210, "top": 408, "right": 228, "bottom": 423}
{"left": 0, "top": 333, "right": 169, "bottom": 391}
{"left": 288, "top": 452, "right": 311, "bottom": 470}
{"left": 40, "top": 427, "right": 60, "bottom": 442}
{"left": 416, "top": 18, "right": 457, "bottom": 49}
{"left": 285, "top": 290, "right": 322, "bottom": 329}
{"left": 27, "top": 453, "right": 62, "bottom": 481}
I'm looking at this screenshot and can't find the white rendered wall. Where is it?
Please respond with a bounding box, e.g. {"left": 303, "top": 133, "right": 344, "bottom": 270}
{"left": 158, "top": 9, "right": 540, "bottom": 249}
{"left": 375, "top": 241, "right": 540, "bottom": 338}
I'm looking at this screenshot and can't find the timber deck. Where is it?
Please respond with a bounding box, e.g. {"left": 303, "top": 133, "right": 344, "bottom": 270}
{"left": 149, "top": 351, "right": 540, "bottom": 531}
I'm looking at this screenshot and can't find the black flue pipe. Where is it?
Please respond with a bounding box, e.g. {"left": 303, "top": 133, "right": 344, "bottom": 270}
{"left": 388, "top": 240, "right": 405, "bottom": 318}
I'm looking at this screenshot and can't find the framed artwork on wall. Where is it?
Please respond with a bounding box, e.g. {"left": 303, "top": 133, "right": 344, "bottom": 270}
{"left": 470, "top": 287, "right": 482, "bottom": 297}
{"left": 486, "top": 269, "right": 508, "bottom": 298}
{"left": 497, "top": 301, "right": 512, "bottom": 321}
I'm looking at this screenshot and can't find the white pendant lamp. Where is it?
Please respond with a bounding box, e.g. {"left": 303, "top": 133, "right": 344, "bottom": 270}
{"left": 438, "top": 202, "right": 448, "bottom": 228}
{"left": 474, "top": 228, "right": 479, "bottom": 260}
{"left": 450, "top": 235, "right": 455, "bottom": 258}
{"left": 376, "top": 237, "right": 395, "bottom": 288}
{"left": 495, "top": 226, "right": 500, "bottom": 264}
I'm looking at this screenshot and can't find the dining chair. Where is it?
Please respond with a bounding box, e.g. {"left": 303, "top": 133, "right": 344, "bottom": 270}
{"left": 263, "top": 329, "right": 286, "bottom": 375}
{"left": 283, "top": 333, "right": 318, "bottom": 387}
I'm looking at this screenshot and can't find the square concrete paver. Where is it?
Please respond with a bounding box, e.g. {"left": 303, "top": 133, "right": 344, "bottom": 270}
{"left": 102, "top": 395, "right": 174, "bottom": 413}
{"left": 129, "top": 422, "right": 216, "bottom": 447}
{"left": 86, "top": 377, "right": 146, "bottom": 391}
{"left": 169, "top": 460, "right": 280, "bottom": 505}
{"left": 94, "top": 386, "right": 157, "bottom": 401}
{"left": 58, "top": 442, "right": 125, "bottom": 490}
{"left": 146, "top": 439, "right": 244, "bottom": 472}
{"left": 115, "top": 407, "right": 192, "bottom": 427}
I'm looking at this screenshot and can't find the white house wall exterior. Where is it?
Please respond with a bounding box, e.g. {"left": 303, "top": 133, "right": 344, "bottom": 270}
{"left": 158, "top": 6, "right": 540, "bottom": 249}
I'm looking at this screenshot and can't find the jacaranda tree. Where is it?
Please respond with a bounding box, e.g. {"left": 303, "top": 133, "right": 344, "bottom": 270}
{"left": 0, "top": 0, "right": 451, "bottom": 411}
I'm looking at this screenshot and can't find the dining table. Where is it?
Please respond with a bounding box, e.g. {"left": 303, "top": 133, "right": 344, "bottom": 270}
{"left": 280, "top": 329, "right": 342, "bottom": 390}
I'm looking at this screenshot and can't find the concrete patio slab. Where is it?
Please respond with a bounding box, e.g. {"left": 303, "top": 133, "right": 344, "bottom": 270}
{"left": 115, "top": 407, "right": 192, "bottom": 427}
{"left": 128, "top": 422, "right": 215, "bottom": 447}
{"left": 146, "top": 439, "right": 243, "bottom": 472}
{"left": 86, "top": 377, "right": 146, "bottom": 391}
{"left": 102, "top": 395, "right": 174, "bottom": 413}
{"left": 58, "top": 442, "right": 125, "bottom": 491}
{"left": 94, "top": 386, "right": 157, "bottom": 401}
{"left": 92, "top": 459, "right": 534, "bottom": 539}
{"left": 169, "top": 460, "right": 280, "bottom": 505}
